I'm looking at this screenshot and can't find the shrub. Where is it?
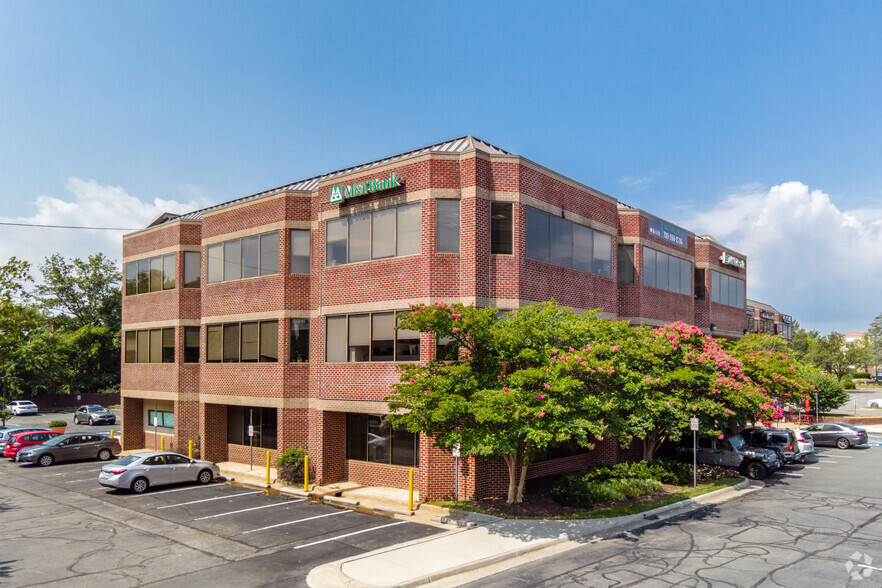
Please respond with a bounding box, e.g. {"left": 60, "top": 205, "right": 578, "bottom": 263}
{"left": 843, "top": 380, "right": 856, "bottom": 390}
{"left": 854, "top": 372, "right": 871, "bottom": 379}
{"left": 551, "top": 476, "right": 662, "bottom": 508}
{"left": 275, "top": 447, "right": 309, "bottom": 485}
{"left": 48, "top": 420, "right": 67, "bottom": 428}
{"left": 580, "top": 459, "right": 694, "bottom": 486}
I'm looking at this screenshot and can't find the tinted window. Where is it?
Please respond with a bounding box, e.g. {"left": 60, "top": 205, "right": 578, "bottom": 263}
{"left": 490, "top": 202, "right": 513, "bottom": 254}
{"left": 436, "top": 199, "right": 460, "bottom": 253}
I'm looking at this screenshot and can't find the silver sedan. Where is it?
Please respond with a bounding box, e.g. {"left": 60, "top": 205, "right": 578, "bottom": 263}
{"left": 98, "top": 451, "right": 220, "bottom": 493}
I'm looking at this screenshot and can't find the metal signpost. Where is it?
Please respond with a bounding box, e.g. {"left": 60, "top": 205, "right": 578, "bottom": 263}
{"left": 690, "top": 416, "right": 699, "bottom": 489}
{"left": 249, "top": 409, "right": 254, "bottom": 470}
{"left": 815, "top": 392, "right": 819, "bottom": 423}
{"left": 452, "top": 443, "right": 461, "bottom": 504}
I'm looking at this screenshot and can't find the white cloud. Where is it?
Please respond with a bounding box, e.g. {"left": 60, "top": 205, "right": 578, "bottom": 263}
{"left": 618, "top": 168, "right": 670, "bottom": 189}
{"left": 0, "top": 177, "right": 211, "bottom": 272}
{"left": 678, "top": 181, "right": 882, "bottom": 334}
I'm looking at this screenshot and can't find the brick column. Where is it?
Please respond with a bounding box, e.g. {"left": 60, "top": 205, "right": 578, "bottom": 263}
{"left": 200, "top": 403, "right": 228, "bottom": 463}
{"left": 174, "top": 399, "right": 200, "bottom": 453}
{"left": 120, "top": 396, "right": 144, "bottom": 451}
{"left": 308, "top": 409, "right": 345, "bottom": 485}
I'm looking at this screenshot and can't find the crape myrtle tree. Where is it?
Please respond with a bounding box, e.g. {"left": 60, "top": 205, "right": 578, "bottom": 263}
{"left": 386, "top": 301, "right": 626, "bottom": 504}
{"left": 556, "top": 321, "right": 781, "bottom": 461}
{"left": 728, "top": 334, "right": 813, "bottom": 423}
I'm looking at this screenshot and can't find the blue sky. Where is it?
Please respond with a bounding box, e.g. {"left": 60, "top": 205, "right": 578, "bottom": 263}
{"left": 2, "top": 2, "right": 881, "bottom": 333}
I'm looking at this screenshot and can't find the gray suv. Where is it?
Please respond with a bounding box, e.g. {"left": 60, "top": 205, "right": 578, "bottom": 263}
{"left": 677, "top": 434, "right": 782, "bottom": 480}
{"left": 740, "top": 427, "right": 804, "bottom": 464}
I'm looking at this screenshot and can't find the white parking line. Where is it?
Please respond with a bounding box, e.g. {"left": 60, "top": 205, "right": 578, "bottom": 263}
{"left": 65, "top": 478, "right": 99, "bottom": 484}
{"left": 144, "top": 484, "right": 223, "bottom": 496}
{"left": 293, "top": 521, "right": 408, "bottom": 550}
{"left": 242, "top": 509, "right": 351, "bottom": 534}
{"left": 778, "top": 473, "right": 803, "bottom": 477}
{"left": 157, "top": 490, "right": 263, "bottom": 509}
{"left": 193, "top": 499, "right": 304, "bottom": 521}
{"left": 830, "top": 454, "right": 854, "bottom": 458}
{"left": 802, "top": 466, "right": 821, "bottom": 469}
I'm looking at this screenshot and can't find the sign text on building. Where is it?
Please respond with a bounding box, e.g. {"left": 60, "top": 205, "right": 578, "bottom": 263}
{"left": 648, "top": 216, "right": 687, "bottom": 249}
{"left": 721, "top": 252, "right": 745, "bottom": 269}
{"left": 329, "top": 172, "right": 403, "bottom": 204}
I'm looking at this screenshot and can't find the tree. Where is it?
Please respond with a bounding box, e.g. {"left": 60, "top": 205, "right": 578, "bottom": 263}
{"left": 386, "top": 301, "right": 620, "bottom": 504}
{"left": 0, "top": 258, "right": 36, "bottom": 393}
{"left": 867, "top": 313, "right": 882, "bottom": 370}
{"left": 798, "top": 365, "right": 849, "bottom": 413}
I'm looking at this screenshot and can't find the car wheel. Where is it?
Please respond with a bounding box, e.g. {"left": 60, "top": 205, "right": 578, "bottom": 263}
{"left": 73, "top": 415, "right": 79, "bottom": 424}
{"left": 744, "top": 461, "right": 767, "bottom": 480}
{"left": 88, "top": 417, "right": 94, "bottom": 426}
{"left": 836, "top": 437, "right": 850, "bottom": 450}
{"left": 98, "top": 449, "right": 112, "bottom": 461}
{"left": 131, "top": 477, "right": 150, "bottom": 494}
{"left": 38, "top": 454, "right": 55, "bottom": 467}
{"left": 871, "top": 402, "right": 880, "bottom": 408}
{"left": 197, "top": 469, "right": 213, "bottom": 484}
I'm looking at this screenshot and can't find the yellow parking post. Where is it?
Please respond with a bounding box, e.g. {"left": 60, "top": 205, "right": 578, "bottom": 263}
{"left": 109, "top": 429, "right": 114, "bottom": 439}
{"left": 188, "top": 440, "right": 193, "bottom": 459}
{"left": 408, "top": 468, "right": 414, "bottom": 511}
{"left": 160, "top": 436, "right": 165, "bottom": 451}
{"left": 304, "top": 455, "right": 309, "bottom": 492}
{"left": 266, "top": 450, "right": 271, "bottom": 485}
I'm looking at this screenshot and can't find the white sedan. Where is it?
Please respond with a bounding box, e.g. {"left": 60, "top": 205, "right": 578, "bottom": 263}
{"left": 867, "top": 399, "right": 882, "bottom": 408}
{"left": 7, "top": 400, "right": 38, "bottom": 415}
{"left": 99, "top": 451, "right": 220, "bottom": 493}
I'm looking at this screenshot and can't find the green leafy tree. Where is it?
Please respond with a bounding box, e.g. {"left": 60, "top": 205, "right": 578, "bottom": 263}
{"left": 0, "top": 258, "right": 37, "bottom": 395}
{"left": 729, "top": 334, "right": 813, "bottom": 419}
{"left": 34, "top": 253, "right": 122, "bottom": 393}
{"left": 387, "top": 301, "right": 620, "bottom": 504}
{"left": 790, "top": 320, "right": 818, "bottom": 364}
{"left": 798, "top": 364, "right": 849, "bottom": 413}
{"left": 867, "top": 313, "right": 882, "bottom": 370}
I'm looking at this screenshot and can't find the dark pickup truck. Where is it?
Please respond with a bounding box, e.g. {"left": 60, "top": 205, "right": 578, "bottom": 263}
{"left": 677, "top": 434, "right": 782, "bottom": 480}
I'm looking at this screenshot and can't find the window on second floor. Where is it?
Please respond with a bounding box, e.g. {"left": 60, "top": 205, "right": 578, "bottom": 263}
{"left": 326, "top": 203, "right": 421, "bottom": 266}
{"left": 436, "top": 199, "right": 460, "bottom": 253}
{"left": 491, "top": 202, "right": 513, "bottom": 254}
{"left": 124, "top": 328, "right": 174, "bottom": 363}
{"left": 125, "top": 254, "right": 175, "bottom": 296}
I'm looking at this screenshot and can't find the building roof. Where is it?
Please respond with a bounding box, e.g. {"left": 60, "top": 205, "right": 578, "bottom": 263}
{"left": 746, "top": 299, "right": 780, "bottom": 314}
{"left": 844, "top": 331, "right": 865, "bottom": 337}
{"left": 143, "top": 136, "right": 511, "bottom": 229}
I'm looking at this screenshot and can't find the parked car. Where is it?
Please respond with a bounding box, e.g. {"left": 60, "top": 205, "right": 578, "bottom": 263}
{"left": 866, "top": 399, "right": 882, "bottom": 408}
{"left": 676, "top": 434, "right": 782, "bottom": 480}
{"left": 3, "top": 430, "right": 61, "bottom": 459}
{"left": 73, "top": 405, "right": 117, "bottom": 426}
{"left": 98, "top": 451, "right": 220, "bottom": 494}
{"left": 7, "top": 400, "right": 38, "bottom": 416}
{"left": 0, "top": 427, "right": 50, "bottom": 453}
{"left": 794, "top": 429, "right": 815, "bottom": 457}
{"left": 16, "top": 433, "right": 121, "bottom": 466}
{"left": 803, "top": 422, "right": 868, "bottom": 449}
{"left": 739, "top": 427, "right": 805, "bottom": 463}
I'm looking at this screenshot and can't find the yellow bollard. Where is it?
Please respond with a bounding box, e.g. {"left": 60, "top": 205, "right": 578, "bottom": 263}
{"left": 266, "top": 450, "right": 271, "bottom": 485}
{"left": 408, "top": 468, "right": 414, "bottom": 511}
{"left": 304, "top": 455, "right": 309, "bottom": 492}
{"left": 109, "top": 429, "right": 114, "bottom": 439}
{"left": 160, "top": 436, "right": 165, "bottom": 451}
{"left": 188, "top": 440, "right": 193, "bottom": 459}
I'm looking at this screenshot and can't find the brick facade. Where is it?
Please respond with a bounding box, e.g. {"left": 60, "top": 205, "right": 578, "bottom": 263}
{"left": 120, "top": 136, "right": 750, "bottom": 500}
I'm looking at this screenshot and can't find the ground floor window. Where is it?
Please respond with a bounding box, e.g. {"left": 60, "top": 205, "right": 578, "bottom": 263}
{"left": 346, "top": 413, "right": 418, "bottom": 467}
{"left": 226, "top": 406, "right": 277, "bottom": 449}
{"left": 147, "top": 409, "right": 175, "bottom": 429}
{"left": 531, "top": 440, "right": 590, "bottom": 463}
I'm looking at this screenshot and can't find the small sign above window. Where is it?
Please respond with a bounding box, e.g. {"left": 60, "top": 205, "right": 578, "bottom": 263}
{"left": 720, "top": 252, "right": 745, "bottom": 268}
{"left": 330, "top": 172, "right": 403, "bottom": 204}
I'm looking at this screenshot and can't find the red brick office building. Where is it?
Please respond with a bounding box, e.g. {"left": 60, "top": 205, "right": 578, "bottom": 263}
{"left": 121, "top": 136, "right": 749, "bottom": 500}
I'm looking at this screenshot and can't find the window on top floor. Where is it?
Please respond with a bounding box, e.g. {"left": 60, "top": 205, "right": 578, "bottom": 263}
{"left": 206, "top": 232, "right": 279, "bottom": 284}
{"left": 525, "top": 207, "right": 613, "bottom": 277}
{"left": 290, "top": 229, "right": 311, "bottom": 274}
{"left": 617, "top": 244, "right": 635, "bottom": 284}
{"left": 125, "top": 254, "right": 175, "bottom": 296}
{"left": 183, "top": 251, "right": 201, "bottom": 288}
{"left": 643, "top": 248, "right": 691, "bottom": 295}
{"left": 710, "top": 270, "right": 745, "bottom": 308}
{"left": 490, "top": 202, "right": 513, "bottom": 254}
{"left": 436, "top": 199, "right": 460, "bottom": 253}
{"left": 325, "top": 202, "right": 422, "bottom": 266}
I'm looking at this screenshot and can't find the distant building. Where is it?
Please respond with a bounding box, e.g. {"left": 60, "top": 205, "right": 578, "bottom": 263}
{"left": 745, "top": 299, "right": 793, "bottom": 342}
{"left": 844, "top": 331, "right": 865, "bottom": 348}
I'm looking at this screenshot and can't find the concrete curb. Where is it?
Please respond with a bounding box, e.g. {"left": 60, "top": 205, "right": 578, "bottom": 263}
{"left": 324, "top": 495, "right": 360, "bottom": 507}
{"left": 306, "top": 478, "right": 753, "bottom": 588}
{"left": 280, "top": 487, "right": 313, "bottom": 498}
{"left": 239, "top": 480, "right": 271, "bottom": 489}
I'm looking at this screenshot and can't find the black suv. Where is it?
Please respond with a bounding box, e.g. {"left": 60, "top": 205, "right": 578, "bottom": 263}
{"left": 676, "top": 434, "right": 782, "bottom": 480}
{"left": 739, "top": 427, "right": 804, "bottom": 464}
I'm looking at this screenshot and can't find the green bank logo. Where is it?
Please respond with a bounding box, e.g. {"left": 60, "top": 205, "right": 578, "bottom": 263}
{"left": 329, "top": 172, "right": 403, "bottom": 204}
{"left": 721, "top": 252, "right": 745, "bottom": 268}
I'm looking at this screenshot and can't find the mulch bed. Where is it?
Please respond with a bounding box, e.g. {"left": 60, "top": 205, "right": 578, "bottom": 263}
{"left": 466, "top": 475, "right": 682, "bottom": 519}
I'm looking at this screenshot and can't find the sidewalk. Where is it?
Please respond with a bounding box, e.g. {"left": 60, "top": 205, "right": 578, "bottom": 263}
{"left": 306, "top": 479, "right": 755, "bottom": 588}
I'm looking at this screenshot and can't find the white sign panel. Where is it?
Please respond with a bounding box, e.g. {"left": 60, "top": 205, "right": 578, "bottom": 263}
{"left": 452, "top": 444, "right": 461, "bottom": 458}
{"left": 248, "top": 425, "right": 254, "bottom": 438}
{"left": 689, "top": 418, "right": 699, "bottom": 431}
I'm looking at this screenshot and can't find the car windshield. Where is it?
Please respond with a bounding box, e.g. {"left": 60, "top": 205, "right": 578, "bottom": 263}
{"left": 729, "top": 435, "right": 746, "bottom": 449}
{"left": 112, "top": 455, "right": 141, "bottom": 466}
{"left": 88, "top": 406, "right": 108, "bottom": 413}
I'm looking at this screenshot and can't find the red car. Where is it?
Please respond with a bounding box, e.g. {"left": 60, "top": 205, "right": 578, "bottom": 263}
{"left": 4, "top": 430, "right": 61, "bottom": 459}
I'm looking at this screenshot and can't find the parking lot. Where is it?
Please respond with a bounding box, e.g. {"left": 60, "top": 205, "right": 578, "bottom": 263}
{"left": 0, "top": 417, "right": 443, "bottom": 586}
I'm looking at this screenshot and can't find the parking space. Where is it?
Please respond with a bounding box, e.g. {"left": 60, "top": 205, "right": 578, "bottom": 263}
{"left": 0, "top": 452, "right": 443, "bottom": 585}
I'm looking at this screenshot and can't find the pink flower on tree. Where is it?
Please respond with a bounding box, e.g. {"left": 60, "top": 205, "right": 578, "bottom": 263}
{"left": 612, "top": 346, "right": 619, "bottom": 352}
{"left": 503, "top": 387, "right": 510, "bottom": 392}
{"left": 543, "top": 383, "right": 551, "bottom": 390}
{"left": 718, "top": 434, "right": 725, "bottom": 440}
{"left": 409, "top": 379, "right": 415, "bottom": 384}
{"left": 537, "top": 394, "right": 545, "bottom": 400}
{"left": 539, "top": 410, "right": 546, "bottom": 417}
{"left": 452, "top": 327, "right": 459, "bottom": 333}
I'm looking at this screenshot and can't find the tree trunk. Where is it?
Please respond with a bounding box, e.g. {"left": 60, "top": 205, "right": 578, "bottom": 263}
{"left": 515, "top": 460, "right": 528, "bottom": 503}
{"left": 502, "top": 453, "right": 517, "bottom": 504}
{"left": 641, "top": 430, "right": 664, "bottom": 461}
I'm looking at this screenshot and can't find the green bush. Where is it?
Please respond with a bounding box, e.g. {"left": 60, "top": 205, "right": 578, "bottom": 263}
{"left": 275, "top": 447, "right": 309, "bottom": 485}
{"left": 580, "top": 459, "right": 694, "bottom": 486}
{"left": 844, "top": 380, "right": 856, "bottom": 390}
{"left": 853, "top": 372, "right": 871, "bottom": 379}
{"left": 47, "top": 420, "right": 67, "bottom": 427}
{"left": 551, "top": 476, "right": 662, "bottom": 508}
